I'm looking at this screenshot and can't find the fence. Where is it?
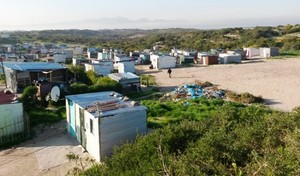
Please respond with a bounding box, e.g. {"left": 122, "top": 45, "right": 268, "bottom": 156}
{"left": 0, "top": 114, "right": 30, "bottom": 148}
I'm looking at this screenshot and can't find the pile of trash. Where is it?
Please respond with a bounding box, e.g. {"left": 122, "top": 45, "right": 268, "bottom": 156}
{"left": 161, "top": 83, "right": 225, "bottom": 101}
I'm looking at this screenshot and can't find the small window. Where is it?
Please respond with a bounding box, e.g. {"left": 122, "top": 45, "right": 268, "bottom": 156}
{"left": 90, "top": 119, "right": 93, "bottom": 134}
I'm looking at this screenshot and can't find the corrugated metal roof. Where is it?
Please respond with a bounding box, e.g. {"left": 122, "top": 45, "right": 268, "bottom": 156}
{"left": 0, "top": 89, "right": 18, "bottom": 104}
{"left": 3, "top": 62, "right": 65, "bottom": 71}
{"left": 66, "top": 91, "right": 147, "bottom": 118}
{"left": 108, "top": 72, "right": 139, "bottom": 81}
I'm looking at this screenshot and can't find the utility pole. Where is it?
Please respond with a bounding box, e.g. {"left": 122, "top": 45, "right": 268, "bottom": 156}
{"left": 0, "top": 56, "right": 7, "bottom": 88}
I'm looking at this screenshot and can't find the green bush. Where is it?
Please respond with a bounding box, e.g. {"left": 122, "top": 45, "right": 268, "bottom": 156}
{"left": 29, "top": 108, "right": 66, "bottom": 127}
{"left": 68, "top": 82, "right": 89, "bottom": 94}
{"left": 20, "top": 86, "right": 38, "bottom": 111}
{"left": 140, "top": 74, "right": 157, "bottom": 87}
{"left": 86, "top": 70, "right": 99, "bottom": 84}
{"left": 67, "top": 65, "right": 92, "bottom": 85}
{"left": 90, "top": 77, "right": 122, "bottom": 93}
{"left": 68, "top": 77, "right": 122, "bottom": 94}
{"left": 81, "top": 102, "right": 300, "bottom": 175}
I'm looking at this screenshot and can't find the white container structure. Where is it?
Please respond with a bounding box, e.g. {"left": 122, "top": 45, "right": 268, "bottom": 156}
{"left": 259, "top": 47, "right": 279, "bottom": 58}
{"left": 150, "top": 55, "right": 176, "bottom": 69}
{"left": 108, "top": 72, "right": 140, "bottom": 90}
{"left": 115, "top": 62, "right": 135, "bottom": 73}
{"left": 66, "top": 91, "right": 147, "bottom": 161}
{"left": 244, "top": 48, "right": 260, "bottom": 58}
{"left": 72, "top": 58, "right": 89, "bottom": 66}
{"left": 98, "top": 52, "right": 111, "bottom": 60}
{"left": 84, "top": 61, "right": 113, "bottom": 76}
{"left": 219, "top": 53, "right": 242, "bottom": 64}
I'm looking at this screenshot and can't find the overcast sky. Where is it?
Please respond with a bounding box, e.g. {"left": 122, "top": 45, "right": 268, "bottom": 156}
{"left": 1, "top": 0, "right": 300, "bottom": 30}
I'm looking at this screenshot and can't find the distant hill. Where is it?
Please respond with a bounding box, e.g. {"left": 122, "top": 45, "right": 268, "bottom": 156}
{"left": 5, "top": 24, "right": 300, "bottom": 53}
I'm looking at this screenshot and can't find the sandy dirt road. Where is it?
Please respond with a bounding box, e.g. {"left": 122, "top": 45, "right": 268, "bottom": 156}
{"left": 0, "top": 121, "right": 91, "bottom": 176}
{"left": 137, "top": 58, "right": 300, "bottom": 111}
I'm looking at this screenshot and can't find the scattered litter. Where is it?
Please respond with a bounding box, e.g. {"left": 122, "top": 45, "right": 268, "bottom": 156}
{"left": 161, "top": 83, "right": 225, "bottom": 101}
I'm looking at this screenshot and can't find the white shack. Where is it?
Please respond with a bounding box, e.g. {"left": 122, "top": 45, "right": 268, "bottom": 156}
{"left": 244, "top": 48, "right": 260, "bottom": 58}
{"left": 108, "top": 72, "right": 141, "bottom": 91}
{"left": 0, "top": 91, "right": 24, "bottom": 138}
{"left": 115, "top": 62, "right": 135, "bottom": 73}
{"left": 259, "top": 47, "right": 279, "bottom": 58}
{"left": 85, "top": 61, "right": 113, "bottom": 76}
{"left": 219, "top": 53, "right": 242, "bottom": 64}
{"left": 66, "top": 91, "right": 147, "bottom": 161}
{"left": 150, "top": 55, "right": 176, "bottom": 69}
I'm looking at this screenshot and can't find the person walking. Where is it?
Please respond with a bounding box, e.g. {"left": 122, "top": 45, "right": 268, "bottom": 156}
{"left": 167, "top": 68, "right": 172, "bottom": 78}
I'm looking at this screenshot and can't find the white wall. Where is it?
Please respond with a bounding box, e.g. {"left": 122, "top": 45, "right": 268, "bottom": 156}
{"left": 85, "top": 63, "right": 113, "bottom": 76}
{"left": 116, "top": 62, "right": 135, "bottom": 73}
{"left": 244, "top": 48, "right": 260, "bottom": 58}
{"left": 84, "top": 112, "right": 100, "bottom": 161}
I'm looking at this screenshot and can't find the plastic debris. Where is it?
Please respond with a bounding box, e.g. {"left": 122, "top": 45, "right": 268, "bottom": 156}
{"left": 167, "top": 83, "right": 225, "bottom": 100}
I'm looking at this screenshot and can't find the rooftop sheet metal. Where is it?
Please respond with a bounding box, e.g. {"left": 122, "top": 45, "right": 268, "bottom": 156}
{"left": 0, "top": 90, "right": 16, "bottom": 104}
{"left": 108, "top": 72, "right": 139, "bottom": 81}
{"left": 66, "top": 91, "right": 146, "bottom": 117}
{"left": 3, "top": 62, "right": 65, "bottom": 71}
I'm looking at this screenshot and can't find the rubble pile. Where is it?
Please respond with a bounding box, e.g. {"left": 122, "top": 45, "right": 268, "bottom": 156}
{"left": 161, "top": 84, "right": 225, "bottom": 101}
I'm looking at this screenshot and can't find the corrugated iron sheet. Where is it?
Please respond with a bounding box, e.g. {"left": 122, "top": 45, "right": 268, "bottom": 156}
{"left": 3, "top": 62, "right": 65, "bottom": 71}
{"left": 99, "top": 110, "right": 147, "bottom": 157}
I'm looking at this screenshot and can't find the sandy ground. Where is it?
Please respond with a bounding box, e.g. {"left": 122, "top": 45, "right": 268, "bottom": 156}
{"left": 137, "top": 58, "right": 300, "bottom": 111}
{"left": 0, "top": 121, "right": 91, "bottom": 176}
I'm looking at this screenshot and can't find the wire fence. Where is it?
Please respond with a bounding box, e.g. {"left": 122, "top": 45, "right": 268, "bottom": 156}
{"left": 0, "top": 114, "right": 30, "bottom": 148}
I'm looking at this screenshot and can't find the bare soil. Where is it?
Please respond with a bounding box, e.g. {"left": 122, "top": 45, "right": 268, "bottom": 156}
{"left": 0, "top": 121, "right": 91, "bottom": 176}
{"left": 137, "top": 58, "right": 300, "bottom": 111}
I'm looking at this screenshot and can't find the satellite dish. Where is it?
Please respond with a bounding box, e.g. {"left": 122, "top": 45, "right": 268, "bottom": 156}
{"left": 50, "top": 86, "right": 60, "bottom": 102}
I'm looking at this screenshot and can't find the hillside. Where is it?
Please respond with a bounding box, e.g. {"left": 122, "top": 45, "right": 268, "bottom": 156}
{"left": 6, "top": 24, "right": 300, "bottom": 53}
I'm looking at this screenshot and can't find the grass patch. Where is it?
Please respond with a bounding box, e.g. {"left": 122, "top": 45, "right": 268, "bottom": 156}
{"left": 269, "top": 50, "right": 300, "bottom": 59}
{"left": 125, "top": 87, "right": 161, "bottom": 100}
{"left": 29, "top": 106, "right": 66, "bottom": 127}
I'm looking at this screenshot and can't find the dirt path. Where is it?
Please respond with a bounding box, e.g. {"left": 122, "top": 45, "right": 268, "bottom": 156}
{"left": 137, "top": 58, "right": 300, "bottom": 111}
{"left": 0, "top": 121, "right": 91, "bottom": 176}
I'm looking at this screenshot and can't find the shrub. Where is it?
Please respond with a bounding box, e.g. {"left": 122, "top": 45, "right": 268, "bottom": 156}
{"left": 68, "top": 65, "right": 91, "bottom": 85}
{"left": 29, "top": 108, "right": 66, "bottom": 127}
{"left": 81, "top": 102, "right": 300, "bottom": 176}
{"left": 90, "top": 77, "right": 122, "bottom": 93}
{"left": 140, "top": 74, "right": 157, "bottom": 87}
{"left": 226, "top": 91, "right": 264, "bottom": 104}
{"left": 20, "top": 86, "right": 38, "bottom": 111}
{"left": 86, "top": 70, "right": 99, "bottom": 84}
{"left": 68, "top": 83, "right": 89, "bottom": 94}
